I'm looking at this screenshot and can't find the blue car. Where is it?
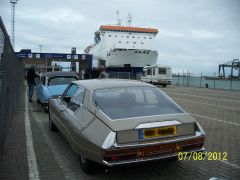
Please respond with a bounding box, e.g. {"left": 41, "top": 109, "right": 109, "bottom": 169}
{"left": 36, "top": 71, "right": 79, "bottom": 112}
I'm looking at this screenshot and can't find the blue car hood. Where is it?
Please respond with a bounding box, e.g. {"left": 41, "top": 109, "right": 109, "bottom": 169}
{"left": 46, "top": 84, "right": 68, "bottom": 96}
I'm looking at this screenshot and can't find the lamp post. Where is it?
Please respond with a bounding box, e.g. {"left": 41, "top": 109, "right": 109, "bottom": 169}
{"left": 39, "top": 45, "right": 42, "bottom": 53}
{"left": 10, "top": 0, "right": 19, "bottom": 50}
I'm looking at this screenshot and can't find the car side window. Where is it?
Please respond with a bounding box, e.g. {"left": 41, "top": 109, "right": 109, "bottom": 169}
{"left": 68, "top": 87, "right": 85, "bottom": 111}
{"left": 62, "top": 84, "right": 78, "bottom": 104}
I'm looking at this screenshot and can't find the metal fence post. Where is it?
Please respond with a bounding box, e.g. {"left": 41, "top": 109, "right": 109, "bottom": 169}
{"left": 183, "top": 70, "right": 184, "bottom": 86}
{"left": 200, "top": 72, "right": 202, "bottom": 88}
{"left": 188, "top": 72, "right": 190, "bottom": 87}
{"left": 214, "top": 72, "right": 216, "bottom": 89}
{"left": 230, "top": 75, "right": 233, "bottom": 90}
{"left": 177, "top": 72, "right": 179, "bottom": 86}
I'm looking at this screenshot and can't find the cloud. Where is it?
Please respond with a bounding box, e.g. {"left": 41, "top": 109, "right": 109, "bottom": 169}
{"left": 158, "top": 29, "right": 184, "bottom": 38}
{"left": 189, "top": 29, "right": 222, "bottom": 39}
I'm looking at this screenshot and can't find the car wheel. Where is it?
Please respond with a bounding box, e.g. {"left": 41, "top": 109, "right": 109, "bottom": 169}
{"left": 49, "top": 112, "right": 58, "bottom": 132}
{"left": 44, "top": 104, "right": 49, "bottom": 113}
{"left": 162, "top": 84, "right": 167, "bottom": 88}
{"left": 37, "top": 98, "right": 41, "bottom": 104}
{"left": 79, "top": 154, "right": 94, "bottom": 174}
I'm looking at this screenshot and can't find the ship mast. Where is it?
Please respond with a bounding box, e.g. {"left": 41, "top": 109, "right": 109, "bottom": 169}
{"left": 116, "top": 10, "right": 121, "bottom": 26}
{"left": 127, "top": 13, "right": 132, "bottom": 27}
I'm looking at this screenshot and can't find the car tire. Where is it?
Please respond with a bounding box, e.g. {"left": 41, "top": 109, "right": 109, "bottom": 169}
{"left": 49, "top": 112, "right": 58, "bottom": 132}
{"left": 37, "top": 98, "right": 41, "bottom": 104}
{"left": 44, "top": 104, "right": 49, "bottom": 113}
{"left": 79, "top": 154, "right": 94, "bottom": 174}
{"left": 162, "top": 84, "right": 167, "bottom": 88}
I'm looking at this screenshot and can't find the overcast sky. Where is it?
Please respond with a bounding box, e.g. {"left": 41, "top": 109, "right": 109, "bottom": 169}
{"left": 1, "top": 0, "right": 240, "bottom": 74}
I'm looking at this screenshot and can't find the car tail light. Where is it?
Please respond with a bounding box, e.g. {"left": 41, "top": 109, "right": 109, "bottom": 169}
{"left": 102, "top": 148, "right": 138, "bottom": 162}
{"left": 178, "top": 137, "right": 204, "bottom": 151}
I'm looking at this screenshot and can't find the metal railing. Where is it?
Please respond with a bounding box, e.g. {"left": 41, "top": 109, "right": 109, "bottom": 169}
{"left": 172, "top": 72, "right": 240, "bottom": 90}
{"left": 108, "top": 71, "right": 240, "bottom": 90}
{"left": 108, "top": 71, "right": 134, "bottom": 79}
{"left": 0, "top": 16, "right": 24, "bottom": 158}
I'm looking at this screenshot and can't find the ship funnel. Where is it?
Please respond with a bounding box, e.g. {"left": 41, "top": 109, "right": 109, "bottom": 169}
{"left": 94, "top": 31, "right": 101, "bottom": 44}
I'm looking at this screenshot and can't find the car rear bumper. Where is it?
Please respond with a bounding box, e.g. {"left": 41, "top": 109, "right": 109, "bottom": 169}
{"left": 103, "top": 147, "right": 205, "bottom": 166}
{"left": 102, "top": 131, "right": 205, "bottom": 166}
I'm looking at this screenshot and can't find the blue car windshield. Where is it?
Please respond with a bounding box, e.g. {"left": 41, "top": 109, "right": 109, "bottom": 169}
{"left": 92, "top": 86, "right": 184, "bottom": 120}
{"left": 48, "top": 76, "right": 77, "bottom": 86}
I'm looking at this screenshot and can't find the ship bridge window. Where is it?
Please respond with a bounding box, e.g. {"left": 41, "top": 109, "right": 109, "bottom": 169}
{"left": 115, "top": 35, "right": 117, "bottom": 37}
{"left": 126, "top": 36, "right": 129, "bottom": 38}
{"left": 126, "top": 41, "right": 129, "bottom": 43}
{"left": 147, "top": 69, "right": 151, "bottom": 75}
{"left": 119, "top": 41, "right": 121, "bottom": 43}
{"left": 132, "top": 36, "right": 135, "bottom": 38}
{"left": 109, "top": 35, "right": 111, "bottom": 37}
{"left": 141, "top": 42, "right": 144, "bottom": 44}
{"left": 144, "top": 37, "right": 146, "bottom": 39}
{"left": 133, "top": 42, "right": 136, "bottom": 44}
{"left": 149, "top": 37, "right": 152, "bottom": 39}
{"left": 158, "top": 68, "right": 167, "bottom": 74}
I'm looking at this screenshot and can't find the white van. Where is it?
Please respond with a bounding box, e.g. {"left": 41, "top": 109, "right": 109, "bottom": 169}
{"left": 141, "top": 65, "right": 172, "bottom": 87}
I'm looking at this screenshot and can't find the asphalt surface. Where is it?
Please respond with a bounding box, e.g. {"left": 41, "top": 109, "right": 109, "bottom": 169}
{"left": 0, "top": 85, "right": 240, "bottom": 180}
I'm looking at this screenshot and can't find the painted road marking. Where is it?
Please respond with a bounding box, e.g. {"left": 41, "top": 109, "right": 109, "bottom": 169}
{"left": 173, "top": 97, "right": 240, "bottom": 111}
{"left": 25, "top": 90, "right": 40, "bottom": 180}
{"left": 192, "top": 114, "right": 240, "bottom": 126}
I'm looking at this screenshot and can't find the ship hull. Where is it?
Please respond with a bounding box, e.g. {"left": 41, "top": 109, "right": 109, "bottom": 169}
{"left": 104, "top": 50, "right": 158, "bottom": 67}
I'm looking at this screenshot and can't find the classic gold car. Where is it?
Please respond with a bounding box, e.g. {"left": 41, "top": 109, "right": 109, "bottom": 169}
{"left": 48, "top": 79, "right": 205, "bottom": 173}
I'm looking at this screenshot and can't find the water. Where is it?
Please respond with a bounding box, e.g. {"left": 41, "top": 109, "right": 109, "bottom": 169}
{"left": 172, "top": 76, "right": 240, "bottom": 90}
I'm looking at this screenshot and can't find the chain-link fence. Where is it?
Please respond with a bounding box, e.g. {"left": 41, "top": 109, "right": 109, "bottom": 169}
{"left": 172, "top": 72, "right": 240, "bottom": 90}
{"left": 0, "top": 17, "right": 24, "bottom": 158}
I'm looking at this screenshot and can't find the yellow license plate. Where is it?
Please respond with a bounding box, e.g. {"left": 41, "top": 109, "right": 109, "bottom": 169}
{"left": 143, "top": 126, "right": 177, "bottom": 139}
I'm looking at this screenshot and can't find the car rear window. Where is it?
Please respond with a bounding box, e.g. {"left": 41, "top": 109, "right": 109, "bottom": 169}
{"left": 92, "top": 86, "right": 184, "bottom": 120}
{"left": 48, "top": 76, "right": 77, "bottom": 86}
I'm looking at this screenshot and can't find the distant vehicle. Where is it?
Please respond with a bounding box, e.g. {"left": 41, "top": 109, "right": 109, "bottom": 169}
{"left": 141, "top": 65, "right": 172, "bottom": 87}
{"left": 48, "top": 79, "right": 205, "bottom": 173}
{"left": 36, "top": 71, "right": 78, "bottom": 112}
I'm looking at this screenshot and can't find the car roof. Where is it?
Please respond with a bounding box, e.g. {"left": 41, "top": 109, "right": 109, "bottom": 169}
{"left": 72, "top": 79, "right": 155, "bottom": 90}
{"left": 44, "top": 71, "right": 78, "bottom": 78}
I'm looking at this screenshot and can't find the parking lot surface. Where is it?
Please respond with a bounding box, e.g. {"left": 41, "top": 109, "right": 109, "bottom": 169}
{"left": 0, "top": 85, "right": 239, "bottom": 180}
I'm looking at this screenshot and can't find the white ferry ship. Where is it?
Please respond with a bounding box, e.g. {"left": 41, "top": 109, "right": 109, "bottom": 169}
{"left": 85, "top": 23, "right": 159, "bottom": 68}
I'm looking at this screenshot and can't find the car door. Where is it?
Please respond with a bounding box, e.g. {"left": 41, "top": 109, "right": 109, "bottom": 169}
{"left": 54, "top": 83, "right": 78, "bottom": 137}
{"left": 35, "top": 76, "right": 46, "bottom": 101}
{"left": 60, "top": 86, "right": 86, "bottom": 152}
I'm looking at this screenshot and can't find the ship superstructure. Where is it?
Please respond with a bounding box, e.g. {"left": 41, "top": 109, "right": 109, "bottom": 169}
{"left": 86, "top": 24, "right": 159, "bottom": 68}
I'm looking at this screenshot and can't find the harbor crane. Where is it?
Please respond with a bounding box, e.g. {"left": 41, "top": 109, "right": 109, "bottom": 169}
{"left": 218, "top": 59, "right": 240, "bottom": 78}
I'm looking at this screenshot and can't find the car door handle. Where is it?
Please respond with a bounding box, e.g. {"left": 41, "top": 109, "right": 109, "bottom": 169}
{"left": 59, "top": 105, "right": 64, "bottom": 112}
